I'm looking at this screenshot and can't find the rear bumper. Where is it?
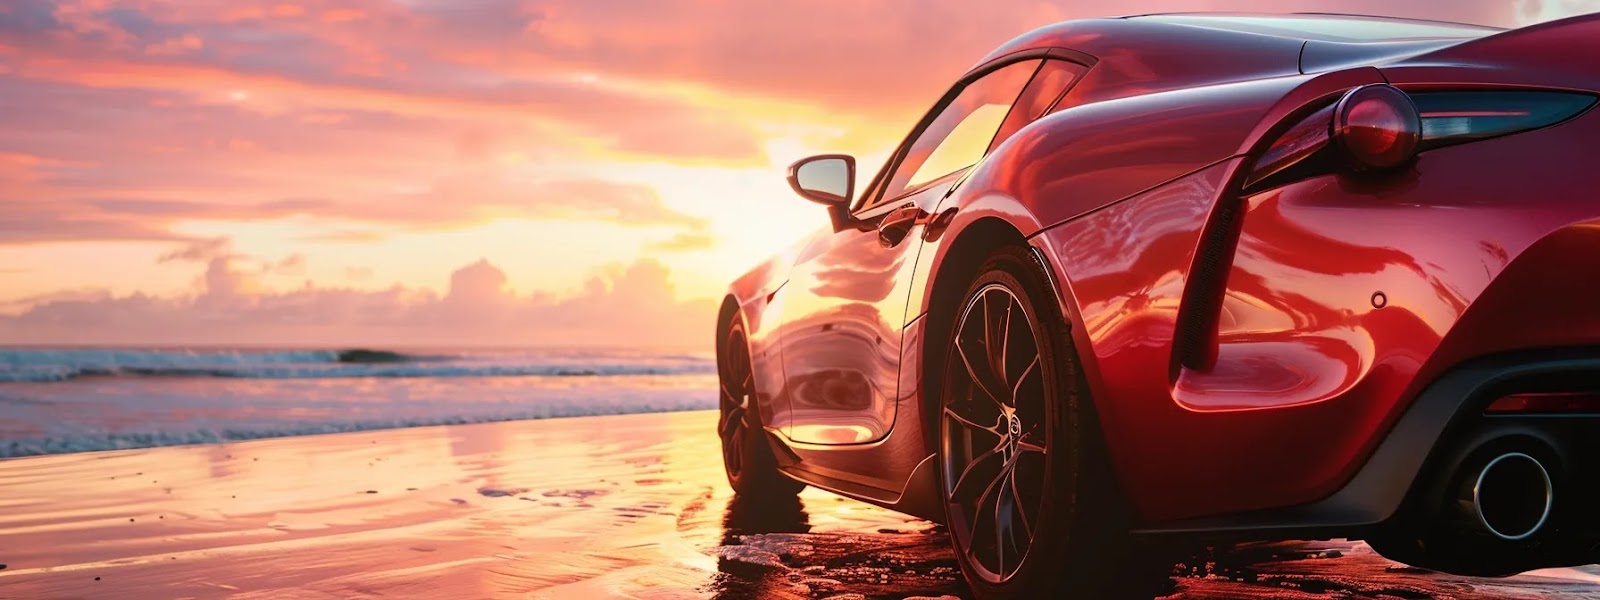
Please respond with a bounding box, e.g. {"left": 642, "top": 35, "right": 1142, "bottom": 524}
{"left": 1133, "top": 348, "right": 1600, "bottom": 543}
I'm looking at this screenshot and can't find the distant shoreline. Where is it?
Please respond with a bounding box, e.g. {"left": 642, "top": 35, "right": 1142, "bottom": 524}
{"left": 1, "top": 405, "right": 715, "bottom": 460}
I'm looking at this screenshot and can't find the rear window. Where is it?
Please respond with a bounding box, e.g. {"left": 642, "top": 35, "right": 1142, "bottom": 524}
{"left": 1139, "top": 15, "right": 1499, "bottom": 42}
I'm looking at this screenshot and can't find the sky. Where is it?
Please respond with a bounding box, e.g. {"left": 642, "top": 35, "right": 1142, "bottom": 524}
{"left": 1, "top": 0, "right": 1596, "bottom": 348}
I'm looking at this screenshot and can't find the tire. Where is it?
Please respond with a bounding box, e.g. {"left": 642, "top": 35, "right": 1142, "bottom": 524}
{"left": 935, "top": 246, "right": 1168, "bottom": 599}
{"left": 719, "top": 318, "right": 805, "bottom": 498}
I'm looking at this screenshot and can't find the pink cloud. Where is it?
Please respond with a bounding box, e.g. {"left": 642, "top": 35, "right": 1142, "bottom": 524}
{"left": 0, "top": 255, "right": 714, "bottom": 347}
{"left": 3, "top": 176, "right": 708, "bottom": 245}
{"left": 1, "top": 1, "right": 768, "bottom": 162}
{"left": 5, "top": 0, "right": 1596, "bottom": 348}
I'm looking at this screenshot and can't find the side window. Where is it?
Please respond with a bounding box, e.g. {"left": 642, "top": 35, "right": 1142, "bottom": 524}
{"left": 873, "top": 59, "right": 1042, "bottom": 205}
{"left": 988, "top": 59, "right": 1085, "bottom": 153}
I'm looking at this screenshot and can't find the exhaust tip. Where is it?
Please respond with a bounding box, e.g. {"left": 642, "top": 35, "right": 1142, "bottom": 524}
{"left": 1472, "top": 452, "right": 1553, "bottom": 541}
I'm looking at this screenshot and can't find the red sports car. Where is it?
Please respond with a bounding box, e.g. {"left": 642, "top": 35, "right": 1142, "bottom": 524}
{"left": 715, "top": 12, "right": 1600, "bottom": 597}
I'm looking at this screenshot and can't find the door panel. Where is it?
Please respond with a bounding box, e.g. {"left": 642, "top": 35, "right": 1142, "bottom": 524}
{"left": 775, "top": 179, "right": 957, "bottom": 445}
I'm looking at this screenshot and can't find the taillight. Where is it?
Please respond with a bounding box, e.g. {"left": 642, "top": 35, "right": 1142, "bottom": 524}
{"left": 1242, "top": 86, "right": 1597, "bottom": 192}
{"left": 1332, "top": 85, "right": 1421, "bottom": 171}
{"left": 1244, "top": 104, "right": 1334, "bottom": 188}
{"left": 1413, "top": 91, "right": 1597, "bottom": 150}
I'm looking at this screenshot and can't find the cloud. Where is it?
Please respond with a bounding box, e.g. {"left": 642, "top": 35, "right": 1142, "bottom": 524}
{"left": 343, "top": 266, "right": 373, "bottom": 281}
{"left": 363, "top": 176, "right": 709, "bottom": 230}
{"left": 646, "top": 230, "right": 715, "bottom": 252}
{"left": 0, "top": 255, "right": 714, "bottom": 347}
{"left": 0, "top": 0, "right": 768, "bottom": 163}
{"left": 0, "top": 204, "right": 190, "bottom": 244}
{"left": 158, "top": 236, "right": 232, "bottom": 263}
{"left": 272, "top": 253, "right": 308, "bottom": 276}
{"left": 2, "top": 177, "right": 707, "bottom": 245}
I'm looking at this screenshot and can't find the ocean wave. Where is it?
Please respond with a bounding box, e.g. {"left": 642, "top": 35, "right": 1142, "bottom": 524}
{"left": 0, "top": 402, "right": 716, "bottom": 458}
{"left": 0, "top": 348, "right": 714, "bottom": 383}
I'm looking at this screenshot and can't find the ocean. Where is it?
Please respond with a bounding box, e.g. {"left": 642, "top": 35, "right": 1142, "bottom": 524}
{"left": 0, "top": 347, "right": 717, "bottom": 458}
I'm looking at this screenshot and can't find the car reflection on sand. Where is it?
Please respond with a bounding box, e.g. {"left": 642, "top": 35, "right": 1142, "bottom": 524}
{"left": 704, "top": 486, "right": 1600, "bottom": 599}
{"left": 708, "top": 492, "right": 968, "bottom": 600}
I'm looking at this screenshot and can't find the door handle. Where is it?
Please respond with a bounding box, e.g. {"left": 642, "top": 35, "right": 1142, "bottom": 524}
{"left": 923, "top": 207, "right": 958, "bottom": 241}
{"left": 877, "top": 204, "right": 925, "bottom": 248}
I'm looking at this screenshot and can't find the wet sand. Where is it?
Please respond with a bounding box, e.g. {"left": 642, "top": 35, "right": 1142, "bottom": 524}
{"left": 0, "top": 410, "right": 1596, "bottom": 599}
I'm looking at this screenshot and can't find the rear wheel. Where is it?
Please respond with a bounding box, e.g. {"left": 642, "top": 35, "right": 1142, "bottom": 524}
{"left": 719, "top": 319, "right": 804, "bottom": 498}
{"left": 937, "top": 246, "right": 1167, "bottom": 599}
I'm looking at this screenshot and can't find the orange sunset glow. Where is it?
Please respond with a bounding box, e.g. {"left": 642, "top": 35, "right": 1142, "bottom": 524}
{"left": 1, "top": 0, "right": 1591, "bottom": 347}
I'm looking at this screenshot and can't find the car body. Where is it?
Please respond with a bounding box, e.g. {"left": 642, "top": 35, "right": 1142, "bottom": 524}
{"left": 715, "top": 11, "right": 1600, "bottom": 596}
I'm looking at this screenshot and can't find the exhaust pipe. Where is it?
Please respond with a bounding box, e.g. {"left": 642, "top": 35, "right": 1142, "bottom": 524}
{"left": 1460, "top": 451, "right": 1554, "bottom": 541}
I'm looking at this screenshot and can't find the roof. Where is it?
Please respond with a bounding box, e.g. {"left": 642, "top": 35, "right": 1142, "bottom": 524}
{"left": 977, "top": 13, "right": 1501, "bottom": 66}
{"left": 969, "top": 13, "right": 1503, "bottom": 98}
{"left": 1128, "top": 13, "right": 1502, "bottom": 43}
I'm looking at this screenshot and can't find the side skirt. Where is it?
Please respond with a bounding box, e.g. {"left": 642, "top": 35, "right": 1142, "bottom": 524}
{"left": 764, "top": 426, "right": 945, "bottom": 523}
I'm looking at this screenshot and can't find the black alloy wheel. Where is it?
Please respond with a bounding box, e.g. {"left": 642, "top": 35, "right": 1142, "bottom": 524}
{"left": 720, "top": 320, "right": 803, "bottom": 497}
{"left": 941, "top": 281, "right": 1050, "bottom": 583}
{"left": 937, "top": 246, "right": 1166, "bottom": 600}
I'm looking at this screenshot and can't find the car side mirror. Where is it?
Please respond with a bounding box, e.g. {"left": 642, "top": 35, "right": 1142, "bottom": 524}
{"left": 788, "top": 155, "right": 854, "bottom": 206}
{"left": 787, "top": 154, "right": 860, "bottom": 232}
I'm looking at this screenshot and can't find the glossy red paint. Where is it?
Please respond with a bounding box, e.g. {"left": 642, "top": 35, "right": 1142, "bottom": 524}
{"left": 1058, "top": 95, "right": 1600, "bottom": 520}
{"left": 771, "top": 188, "right": 934, "bottom": 446}
{"left": 720, "top": 11, "right": 1600, "bottom": 558}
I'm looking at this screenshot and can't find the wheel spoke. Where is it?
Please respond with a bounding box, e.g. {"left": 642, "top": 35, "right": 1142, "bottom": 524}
{"left": 722, "top": 421, "right": 742, "bottom": 471}
{"left": 1013, "top": 450, "right": 1047, "bottom": 484}
{"left": 956, "top": 331, "right": 1005, "bottom": 407}
{"left": 982, "top": 288, "right": 995, "bottom": 356}
{"left": 968, "top": 463, "right": 1007, "bottom": 545}
{"left": 719, "top": 406, "right": 744, "bottom": 439}
{"left": 995, "top": 470, "right": 1008, "bottom": 576}
{"left": 949, "top": 443, "right": 1006, "bottom": 501}
{"left": 1009, "top": 355, "right": 1039, "bottom": 404}
{"left": 944, "top": 404, "right": 1001, "bottom": 437}
{"left": 1008, "top": 467, "right": 1033, "bottom": 539}
{"left": 720, "top": 327, "right": 758, "bottom": 480}
{"left": 986, "top": 290, "right": 1013, "bottom": 386}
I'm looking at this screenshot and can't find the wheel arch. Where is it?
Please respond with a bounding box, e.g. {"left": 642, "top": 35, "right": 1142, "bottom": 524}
{"left": 912, "top": 208, "right": 1139, "bottom": 508}
{"left": 916, "top": 216, "right": 1041, "bottom": 451}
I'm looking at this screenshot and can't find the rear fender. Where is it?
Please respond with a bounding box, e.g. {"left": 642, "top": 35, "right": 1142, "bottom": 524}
{"left": 1383, "top": 14, "right": 1600, "bottom": 92}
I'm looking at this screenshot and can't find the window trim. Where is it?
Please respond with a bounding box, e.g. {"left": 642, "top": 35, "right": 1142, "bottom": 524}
{"left": 852, "top": 47, "right": 1097, "bottom": 216}
{"left": 986, "top": 60, "right": 1090, "bottom": 155}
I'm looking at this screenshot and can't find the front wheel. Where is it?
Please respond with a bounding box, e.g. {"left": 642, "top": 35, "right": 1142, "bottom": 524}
{"left": 937, "top": 246, "right": 1166, "bottom": 599}
{"left": 719, "top": 319, "right": 804, "bottom": 498}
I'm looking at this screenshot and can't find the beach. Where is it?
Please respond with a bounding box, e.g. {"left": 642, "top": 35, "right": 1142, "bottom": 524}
{"left": 1, "top": 410, "right": 1597, "bottom": 599}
